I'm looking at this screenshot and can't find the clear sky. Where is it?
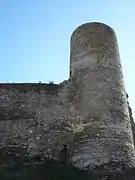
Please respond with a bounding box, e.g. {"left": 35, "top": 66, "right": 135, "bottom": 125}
{"left": 0, "top": 0, "right": 135, "bottom": 118}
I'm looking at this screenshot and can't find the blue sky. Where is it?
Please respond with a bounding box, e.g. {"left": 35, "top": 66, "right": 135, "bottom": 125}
{"left": 0, "top": 0, "right": 135, "bottom": 118}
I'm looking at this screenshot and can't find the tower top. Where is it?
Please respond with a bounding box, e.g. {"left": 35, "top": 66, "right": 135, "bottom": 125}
{"left": 70, "top": 22, "right": 119, "bottom": 78}
{"left": 71, "top": 22, "right": 116, "bottom": 43}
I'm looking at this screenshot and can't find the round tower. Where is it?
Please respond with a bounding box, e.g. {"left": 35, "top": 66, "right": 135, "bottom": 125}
{"left": 70, "top": 22, "right": 135, "bottom": 173}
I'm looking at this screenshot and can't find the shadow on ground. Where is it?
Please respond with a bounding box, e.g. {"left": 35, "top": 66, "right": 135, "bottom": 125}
{"left": 0, "top": 158, "right": 97, "bottom": 180}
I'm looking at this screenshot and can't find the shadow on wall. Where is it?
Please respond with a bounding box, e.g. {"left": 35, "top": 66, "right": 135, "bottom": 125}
{"left": 0, "top": 145, "right": 135, "bottom": 180}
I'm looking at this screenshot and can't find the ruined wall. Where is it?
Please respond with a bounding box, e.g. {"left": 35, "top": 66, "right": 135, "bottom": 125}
{"left": 0, "top": 82, "right": 73, "bottom": 159}
{"left": 70, "top": 22, "right": 135, "bottom": 172}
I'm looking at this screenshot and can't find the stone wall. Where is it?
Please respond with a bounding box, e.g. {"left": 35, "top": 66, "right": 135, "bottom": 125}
{"left": 127, "top": 94, "right": 135, "bottom": 146}
{"left": 0, "top": 82, "right": 72, "bottom": 159}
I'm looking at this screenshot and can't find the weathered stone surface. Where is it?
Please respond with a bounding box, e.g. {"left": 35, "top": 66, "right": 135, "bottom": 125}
{"left": 70, "top": 22, "right": 135, "bottom": 172}
{"left": 0, "top": 22, "right": 135, "bottom": 174}
{"left": 0, "top": 82, "right": 72, "bottom": 159}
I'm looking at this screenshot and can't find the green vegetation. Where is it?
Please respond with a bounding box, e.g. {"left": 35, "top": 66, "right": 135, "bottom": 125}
{"left": 0, "top": 159, "right": 97, "bottom": 180}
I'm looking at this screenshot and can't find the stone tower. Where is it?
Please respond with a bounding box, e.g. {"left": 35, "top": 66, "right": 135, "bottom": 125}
{"left": 70, "top": 22, "right": 135, "bottom": 172}
{"left": 0, "top": 22, "right": 135, "bottom": 175}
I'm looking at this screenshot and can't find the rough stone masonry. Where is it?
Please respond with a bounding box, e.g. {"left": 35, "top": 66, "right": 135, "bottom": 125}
{"left": 0, "top": 22, "right": 135, "bottom": 173}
